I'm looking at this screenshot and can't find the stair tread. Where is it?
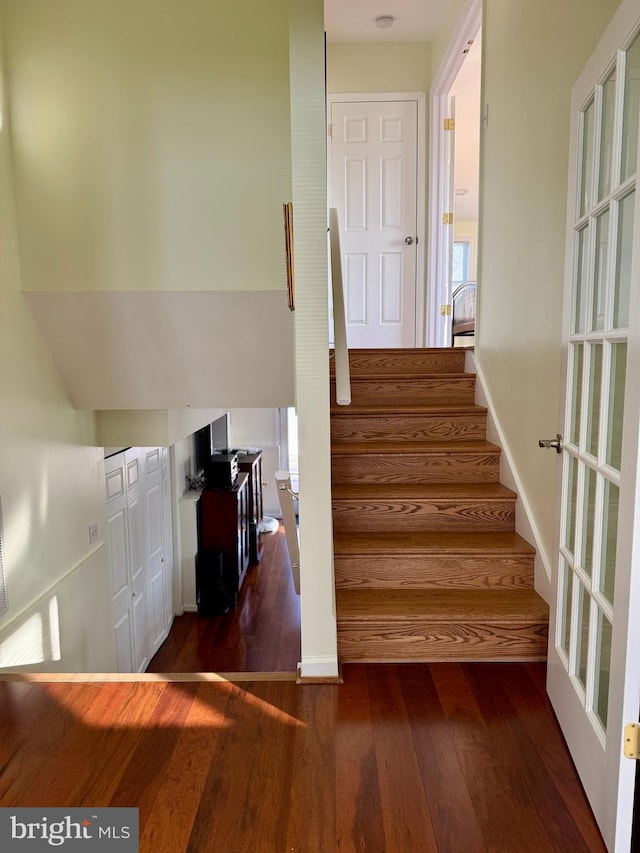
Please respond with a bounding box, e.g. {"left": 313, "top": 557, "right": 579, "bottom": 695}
{"left": 332, "top": 482, "right": 516, "bottom": 500}
{"left": 331, "top": 372, "right": 475, "bottom": 381}
{"left": 336, "top": 589, "right": 548, "bottom": 622}
{"left": 331, "top": 439, "right": 500, "bottom": 455}
{"left": 331, "top": 403, "right": 486, "bottom": 415}
{"left": 333, "top": 347, "right": 465, "bottom": 354}
{"left": 333, "top": 530, "right": 536, "bottom": 555}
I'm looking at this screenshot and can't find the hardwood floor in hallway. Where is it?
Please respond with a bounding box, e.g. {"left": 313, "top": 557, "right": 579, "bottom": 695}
{"left": 147, "top": 525, "right": 301, "bottom": 673}
{"left": 0, "top": 663, "right": 605, "bottom": 852}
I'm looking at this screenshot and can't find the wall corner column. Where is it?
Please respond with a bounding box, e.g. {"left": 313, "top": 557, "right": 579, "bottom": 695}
{"left": 289, "top": 0, "right": 339, "bottom": 678}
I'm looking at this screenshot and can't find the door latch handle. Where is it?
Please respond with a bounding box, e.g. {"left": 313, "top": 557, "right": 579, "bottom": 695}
{"left": 538, "top": 433, "right": 563, "bottom": 454}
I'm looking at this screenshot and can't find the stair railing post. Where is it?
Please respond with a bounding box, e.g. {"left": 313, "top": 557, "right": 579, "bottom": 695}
{"left": 329, "top": 208, "right": 351, "bottom": 406}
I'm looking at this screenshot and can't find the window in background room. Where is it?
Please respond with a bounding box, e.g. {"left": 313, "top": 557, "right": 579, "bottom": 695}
{"left": 452, "top": 240, "right": 470, "bottom": 285}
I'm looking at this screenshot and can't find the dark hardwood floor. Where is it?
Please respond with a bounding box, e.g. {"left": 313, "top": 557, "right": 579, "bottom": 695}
{"left": 0, "top": 663, "right": 604, "bottom": 852}
{"left": 147, "top": 525, "right": 301, "bottom": 673}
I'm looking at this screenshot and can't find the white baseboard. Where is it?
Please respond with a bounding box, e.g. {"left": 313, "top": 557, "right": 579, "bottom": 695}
{"left": 298, "top": 655, "right": 339, "bottom": 679}
{"left": 467, "top": 351, "right": 552, "bottom": 603}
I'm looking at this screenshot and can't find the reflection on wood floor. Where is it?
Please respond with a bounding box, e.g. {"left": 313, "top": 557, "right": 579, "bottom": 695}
{"left": 147, "top": 525, "right": 301, "bottom": 673}
{"left": 0, "top": 663, "right": 606, "bottom": 852}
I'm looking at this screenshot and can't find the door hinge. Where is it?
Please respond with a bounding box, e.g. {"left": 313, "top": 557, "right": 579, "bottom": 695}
{"left": 624, "top": 723, "right": 640, "bottom": 759}
{"left": 444, "top": 118, "right": 455, "bottom": 131}
{"left": 442, "top": 212, "right": 454, "bottom": 225}
{"left": 328, "top": 123, "right": 333, "bottom": 138}
{"left": 440, "top": 304, "right": 452, "bottom": 317}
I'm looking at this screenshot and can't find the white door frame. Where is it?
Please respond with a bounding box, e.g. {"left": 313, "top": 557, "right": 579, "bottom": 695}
{"left": 427, "top": 0, "right": 482, "bottom": 347}
{"left": 327, "top": 92, "right": 426, "bottom": 346}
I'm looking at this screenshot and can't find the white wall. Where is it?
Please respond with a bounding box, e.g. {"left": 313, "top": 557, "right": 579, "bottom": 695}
{"left": 327, "top": 42, "right": 431, "bottom": 94}
{"left": 98, "top": 408, "right": 228, "bottom": 451}
{"left": 229, "top": 408, "right": 282, "bottom": 517}
{"left": 3, "top": 0, "right": 292, "bottom": 295}
{"left": 477, "top": 0, "right": 622, "bottom": 586}
{"left": 1, "top": 0, "right": 296, "bottom": 414}
{"left": 0, "top": 8, "right": 114, "bottom": 671}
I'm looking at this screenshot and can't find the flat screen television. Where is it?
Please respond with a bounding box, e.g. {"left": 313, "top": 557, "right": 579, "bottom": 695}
{"left": 193, "top": 424, "right": 212, "bottom": 475}
{"left": 193, "top": 414, "right": 231, "bottom": 475}
{"left": 211, "top": 413, "right": 231, "bottom": 455}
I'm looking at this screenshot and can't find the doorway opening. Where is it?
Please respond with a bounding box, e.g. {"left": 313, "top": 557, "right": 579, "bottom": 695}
{"left": 427, "top": 0, "right": 482, "bottom": 347}
{"left": 140, "top": 410, "right": 301, "bottom": 676}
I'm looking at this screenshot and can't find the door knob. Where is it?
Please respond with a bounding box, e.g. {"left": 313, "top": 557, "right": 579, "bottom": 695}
{"left": 538, "top": 433, "right": 563, "bottom": 454}
{"left": 405, "top": 236, "right": 414, "bottom": 245}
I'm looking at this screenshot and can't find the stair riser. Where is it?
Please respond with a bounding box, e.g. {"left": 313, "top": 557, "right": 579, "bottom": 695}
{"left": 331, "top": 452, "right": 500, "bottom": 484}
{"left": 337, "top": 621, "right": 548, "bottom": 662}
{"left": 334, "top": 555, "right": 534, "bottom": 589}
{"left": 332, "top": 499, "right": 516, "bottom": 533}
{"left": 331, "top": 377, "right": 475, "bottom": 406}
{"left": 331, "top": 349, "right": 466, "bottom": 376}
{"left": 331, "top": 413, "right": 486, "bottom": 442}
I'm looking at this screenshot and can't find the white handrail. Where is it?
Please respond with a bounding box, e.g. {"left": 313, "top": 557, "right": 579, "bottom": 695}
{"left": 329, "top": 208, "right": 351, "bottom": 405}
{"left": 275, "top": 470, "right": 300, "bottom": 595}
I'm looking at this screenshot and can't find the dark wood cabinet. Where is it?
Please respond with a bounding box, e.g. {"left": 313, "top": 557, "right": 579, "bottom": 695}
{"left": 237, "top": 451, "right": 263, "bottom": 563}
{"left": 198, "top": 472, "right": 250, "bottom": 600}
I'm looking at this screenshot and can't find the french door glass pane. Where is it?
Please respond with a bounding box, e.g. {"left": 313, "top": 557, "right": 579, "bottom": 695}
{"left": 606, "top": 342, "right": 627, "bottom": 470}
{"left": 561, "top": 561, "right": 574, "bottom": 656}
{"left": 581, "top": 466, "right": 597, "bottom": 577}
{"left": 613, "top": 191, "right": 635, "bottom": 328}
{"left": 598, "top": 68, "right": 617, "bottom": 200}
{"left": 565, "top": 455, "right": 579, "bottom": 556}
{"left": 574, "top": 227, "right": 589, "bottom": 334}
{"left": 576, "top": 581, "right": 590, "bottom": 689}
{"left": 580, "top": 100, "right": 596, "bottom": 217}
{"left": 600, "top": 481, "right": 619, "bottom": 606}
{"left": 570, "top": 344, "right": 584, "bottom": 446}
{"left": 586, "top": 344, "right": 603, "bottom": 457}
{"left": 592, "top": 209, "right": 610, "bottom": 331}
{"left": 622, "top": 31, "right": 640, "bottom": 182}
{"left": 594, "top": 610, "right": 613, "bottom": 730}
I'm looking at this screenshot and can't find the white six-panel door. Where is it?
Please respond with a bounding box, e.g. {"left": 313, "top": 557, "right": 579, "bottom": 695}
{"left": 547, "top": 2, "right": 640, "bottom": 849}
{"left": 330, "top": 97, "right": 419, "bottom": 348}
{"left": 106, "top": 456, "right": 135, "bottom": 672}
{"left": 142, "top": 448, "right": 169, "bottom": 658}
{"left": 106, "top": 447, "right": 173, "bottom": 672}
{"left": 125, "top": 448, "right": 150, "bottom": 673}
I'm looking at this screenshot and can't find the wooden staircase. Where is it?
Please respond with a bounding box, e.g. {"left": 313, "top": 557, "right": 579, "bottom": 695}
{"left": 330, "top": 348, "right": 548, "bottom": 662}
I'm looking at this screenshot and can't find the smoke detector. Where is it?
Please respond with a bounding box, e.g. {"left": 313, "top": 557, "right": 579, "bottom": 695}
{"left": 375, "top": 15, "right": 394, "bottom": 29}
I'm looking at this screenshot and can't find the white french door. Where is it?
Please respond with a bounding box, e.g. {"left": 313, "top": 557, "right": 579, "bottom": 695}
{"left": 329, "top": 96, "right": 421, "bottom": 348}
{"left": 547, "top": 3, "right": 640, "bottom": 850}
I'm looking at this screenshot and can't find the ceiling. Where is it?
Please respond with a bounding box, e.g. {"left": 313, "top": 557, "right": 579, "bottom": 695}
{"left": 324, "top": 0, "right": 452, "bottom": 43}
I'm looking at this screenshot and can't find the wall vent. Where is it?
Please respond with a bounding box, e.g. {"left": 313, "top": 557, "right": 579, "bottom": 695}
{"left": 0, "top": 500, "right": 7, "bottom": 617}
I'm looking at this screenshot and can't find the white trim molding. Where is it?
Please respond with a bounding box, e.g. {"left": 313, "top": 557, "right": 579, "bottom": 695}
{"left": 465, "top": 350, "right": 552, "bottom": 603}
{"left": 298, "top": 655, "right": 340, "bottom": 680}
